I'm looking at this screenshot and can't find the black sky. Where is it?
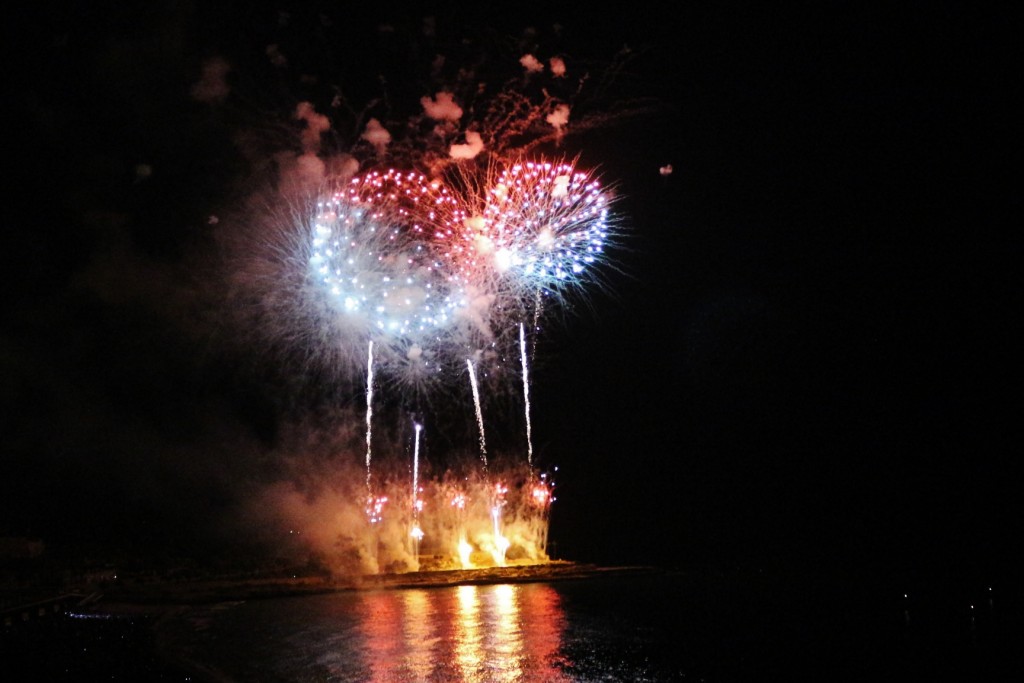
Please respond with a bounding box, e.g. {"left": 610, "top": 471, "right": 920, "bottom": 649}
{"left": 2, "top": 1, "right": 1019, "bottom": 580}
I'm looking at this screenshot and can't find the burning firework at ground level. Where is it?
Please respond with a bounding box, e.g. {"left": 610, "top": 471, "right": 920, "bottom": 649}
{"left": 363, "top": 464, "right": 554, "bottom": 575}
{"left": 244, "top": 349, "right": 561, "bottom": 579}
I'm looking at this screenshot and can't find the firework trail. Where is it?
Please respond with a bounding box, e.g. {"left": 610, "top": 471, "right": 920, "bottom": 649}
{"left": 365, "top": 341, "right": 375, "bottom": 496}
{"left": 412, "top": 422, "right": 422, "bottom": 513}
{"left": 520, "top": 322, "right": 534, "bottom": 468}
{"left": 466, "top": 358, "right": 488, "bottom": 470}
{"left": 485, "top": 483, "right": 505, "bottom": 569}
{"left": 410, "top": 422, "right": 424, "bottom": 553}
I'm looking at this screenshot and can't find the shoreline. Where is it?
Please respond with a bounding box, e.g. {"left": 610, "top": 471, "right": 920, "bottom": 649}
{"left": 94, "top": 561, "right": 664, "bottom": 608}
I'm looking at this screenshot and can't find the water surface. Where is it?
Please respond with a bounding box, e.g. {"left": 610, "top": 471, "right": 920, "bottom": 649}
{"left": 158, "top": 570, "right": 1024, "bottom": 682}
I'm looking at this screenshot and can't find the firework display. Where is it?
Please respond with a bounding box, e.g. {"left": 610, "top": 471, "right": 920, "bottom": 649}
{"left": 286, "top": 156, "right": 609, "bottom": 572}
{"left": 302, "top": 157, "right": 617, "bottom": 383}
{"left": 235, "top": 162, "right": 605, "bottom": 574}
{"left": 289, "top": 155, "right": 617, "bottom": 572}
{"left": 208, "top": 17, "right": 633, "bottom": 575}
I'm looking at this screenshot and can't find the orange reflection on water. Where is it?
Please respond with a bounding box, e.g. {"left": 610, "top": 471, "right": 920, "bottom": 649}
{"left": 455, "top": 584, "right": 483, "bottom": 678}
{"left": 451, "top": 583, "right": 572, "bottom": 682}
{"left": 356, "top": 590, "right": 404, "bottom": 682}
{"left": 401, "top": 589, "right": 434, "bottom": 681}
{"left": 354, "top": 582, "right": 571, "bottom": 682}
{"left": 490, "top": 584, "right": 523, "bottom": 677}
{"left": 519, "top": 583, "right": 569, "bottom": 679}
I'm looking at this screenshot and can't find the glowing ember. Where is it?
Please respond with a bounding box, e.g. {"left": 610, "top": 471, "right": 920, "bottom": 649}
{"left": 366, "top": 495, "right": 389, "bottom": 525}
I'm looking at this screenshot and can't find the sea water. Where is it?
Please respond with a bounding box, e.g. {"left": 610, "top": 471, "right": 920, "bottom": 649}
{"left": 159, "top": 573, "right": 698, "bottom": 682}
{"left": 153, "top": 568, "right": 1024, "bottom": 682}
{"left": 17, "top": 569, "right": 1018, "bottom": 681}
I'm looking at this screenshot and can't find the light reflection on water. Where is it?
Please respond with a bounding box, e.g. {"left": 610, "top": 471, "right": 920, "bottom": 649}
{"left": 159, "top": 571, "right": 1024, "bottom": 682}
{"left": 351, "top": 583, "right": 569, "bottom": 682}
{"left": 171, "top": 582, "right": 577, "bottom": 682}
{"left": 455, "top": 585, "right": 484, "bottom": 678}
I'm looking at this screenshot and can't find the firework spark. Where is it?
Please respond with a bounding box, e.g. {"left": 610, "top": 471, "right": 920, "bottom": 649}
{"left": 434, "top": 156, "right": 616, "bottom": 318}
{"left": 308, "top": 170, "right": 468, "bottom": 368}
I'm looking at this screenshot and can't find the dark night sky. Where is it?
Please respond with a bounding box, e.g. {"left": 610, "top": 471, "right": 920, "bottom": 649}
{"left": 2, "top": 1, "right": 1018, "bottom": 580}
